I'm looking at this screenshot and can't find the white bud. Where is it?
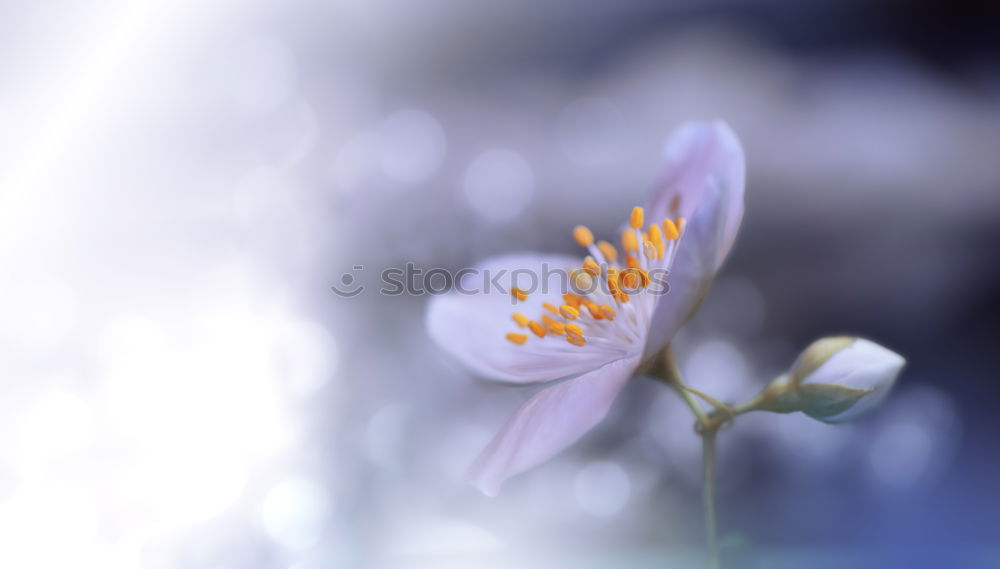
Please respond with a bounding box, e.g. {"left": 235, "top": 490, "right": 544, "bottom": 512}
{"left": 757, "top": 337, "right": 905, "bottom": 422}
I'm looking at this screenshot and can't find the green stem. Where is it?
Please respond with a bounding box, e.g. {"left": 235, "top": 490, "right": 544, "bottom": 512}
{"left": 655, "top": 346, "right": 724, "bottom": 569}
{"left": 683, "top": 385, "right": 735, "bottom": 416}
{"left": 675, "top": 379, "right": 711, "bottom": 427}
{"left": 647, "top": 348, "right": 788, "bottom": 568}
{"left": 659, "top": 347, "right": 710, "bottom": 425}
{"left": 702, "top": 428, "right": 721, "bottom": 569}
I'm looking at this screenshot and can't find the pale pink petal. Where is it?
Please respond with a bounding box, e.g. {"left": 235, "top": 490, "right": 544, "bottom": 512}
{"left": 642, "top": 121, "right": 746, "bottom": 357}
{"left": 468, "top": 355, "right": 641, "bottom": 496}
{"left": 647, "top": 120, "right": 745, "bottom": 262}
{"left": 426, "top": 253, "right": 628, "bottom": 384}
{"left": 644, "top": 182, "right": 728, "bottom": 356}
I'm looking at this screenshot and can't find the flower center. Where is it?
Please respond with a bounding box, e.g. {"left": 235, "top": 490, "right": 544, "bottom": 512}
{"left": 505, "top": 206, "right": 685, "bottom": 352}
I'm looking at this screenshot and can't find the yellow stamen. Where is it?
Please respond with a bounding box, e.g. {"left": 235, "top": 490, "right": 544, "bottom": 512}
{"left": 582, "top": 259, "right": 601, "bottom": 276}
{"left": 621, "top": 270, "right": 638, "bottom": 289}
{"left": 663, "top": 219, "right": 680, "bottom": 240}
{"left": 566, "top": 334, "right": 586, "bottom": 347}
{"left": 528, "top": 320, "right": 547, "bottom": 338}
{"left": 606, "top": 267, "right": 620, "bottom": 295}
{"left": 600, "top": 305, "right": 616, "bottom": 320}
{"left": 617, "top": 291, "right": 630, "bottom": 303}
{"left": 630, "top": 206, "right": 644, "bottom": 229}
{"left": 565, "top": 323, "right": 584, "bottom": 337}
{"left": 618, "top": 269, "right": 636, "bottom": 289}
{"left": 586, "top": 303, "right": 604, "bottom": 320}
{"left": 622, "top": 229, "right": 638, "bottom": 253}
{"left": 559, "top": 305, "right": 580, "bottom": 320}
{"left": 620, "top": 268, "right": 650, "bottom": 290}
{"left": 677, "top": 217, "right": 686, "bottom": 233}
{"left": 511, "top": 287, "right": 528, "bottom": 301}
{"left": 571, "top": 269, "right": 594, "bottom": 291}
{"left": 625, "top": 255, "right": 640, "bottom": 269}
{"left": 648, "top": 223, "right": 663, "bottom": 245}
{"left": 597, "top": 240, "right": 618, "bottom": 262}
{"left": 573, "top": 225, "right": 594, "bottom": 247}
{"left": 512, "top": 312, "right": 529, "bottom": 327}
{"left": 506, "top": 332, "right": 528, "bottom": 345}
{"left": 563, "top": 293, "right": 583, "bottom": 308}
{"left": 648, "top": 224, "right": 664, "bottom": 258}
{"left": 543, "top": 302, "right": 559, "bottom": 315}
{"left": 542, "top": 314, "right": 565, "bottom": 335}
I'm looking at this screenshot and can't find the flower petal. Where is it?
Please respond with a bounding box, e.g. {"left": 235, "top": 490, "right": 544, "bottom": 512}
{"left": 647, "top": 120, "right": 745, "bottom": 261}
{"left": 426, "top": 253, "right": 628, "bottom": 384}
{"left": 642, "top": 121, "right": 746, "bottom": 357}
{"left": 468, "top": 355, "right": 641, "bottom": 496}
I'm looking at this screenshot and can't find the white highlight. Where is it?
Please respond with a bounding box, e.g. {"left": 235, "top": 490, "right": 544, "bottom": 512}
{"left": 0, "top": 275, "right": 79, "bottom": 354}
{"left": 365, "top": 403, "right": 410, "bottom": 469}
{"left": 260, "top": 477, "right": 332, "bottom": 550}
{"left": 462, "top": 148, "right": 535, "bottom": 222}
{"left": 379, "top": 109, "right": 447, "bottom": 185}
{"left": 868, "top": 421, "right": 933, "bottom": 489}
{"left": 213, "top": 35, "right": 299, "bottom": 113}
{"left": 685, "top": 340, "right": 754, "bottom": 402}
{"left": 573, "top": 460, "right": 631, "bottom": 517}
{"left": 13, "top": 390, "right": 96, "bottom": 470}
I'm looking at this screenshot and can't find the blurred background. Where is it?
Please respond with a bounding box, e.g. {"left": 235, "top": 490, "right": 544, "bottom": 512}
{"left": 1, "top": 0, "right": 998, "bottom": 567}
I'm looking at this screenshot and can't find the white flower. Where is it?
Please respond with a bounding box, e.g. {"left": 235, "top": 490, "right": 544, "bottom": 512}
{"left": 426, "top": 121, "right": 746, "bottom": 495}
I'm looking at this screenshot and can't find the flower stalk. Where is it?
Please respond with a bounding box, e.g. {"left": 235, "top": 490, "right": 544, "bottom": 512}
{"left": 701, "top": 428, "right": 720, "bottom": 569}
{"left": 653, "top": 346, "right": 724, "bottom": 569}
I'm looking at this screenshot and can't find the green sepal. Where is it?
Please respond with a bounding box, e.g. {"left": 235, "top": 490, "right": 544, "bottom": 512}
{"left": 797, "top": 382, "right": 873, "bottom": 421}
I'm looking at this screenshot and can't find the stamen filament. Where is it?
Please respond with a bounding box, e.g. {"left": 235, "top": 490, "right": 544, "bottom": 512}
{"left": 597, "top": 240, "right": 618, "bottom": 262}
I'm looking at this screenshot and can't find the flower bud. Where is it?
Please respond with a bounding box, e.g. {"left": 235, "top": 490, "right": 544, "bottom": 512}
{"left": 756, "top": 337, "right": 904, "bottom": 423}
